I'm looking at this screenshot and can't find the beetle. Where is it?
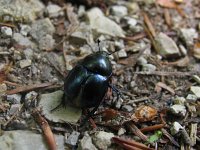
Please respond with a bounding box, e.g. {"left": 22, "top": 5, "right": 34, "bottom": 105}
{"left": 52, "top": 43, "right": 120, "bottom": 123}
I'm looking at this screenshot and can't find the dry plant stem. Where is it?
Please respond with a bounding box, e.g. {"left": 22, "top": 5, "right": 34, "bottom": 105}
{"left": 164, "top": 8, "right": 172, "bottom": 27}
{"left": 161, "top": 128, "right": 180, "bottom": 147}
{"left": 190, "top": 123, "right": 197, "bottom": 146}
{"left": 0, "top": 22, "right": 16, "bottom": 28}
{"left": 133, "top": 71, "right": 200, "bottom": 76}
{"left": 121, "top": 32, "right": 146, "bottom": 41}
{"left": 112, "top": 137, "right": 154, "bottom": 150}
{"left": 142, "top": 12, "right": 156, "bottom": 37}
{"left": 6, "top": 82, "right": 53, "bottom": 95}
{"left": 140, "top": 124, "right": 165, "bottom": 133}
{"left": 32, "top": 109, "right": 57, "bottom": 150}
{"left": 126, "top": 122, "right": 148, "bottom": 141}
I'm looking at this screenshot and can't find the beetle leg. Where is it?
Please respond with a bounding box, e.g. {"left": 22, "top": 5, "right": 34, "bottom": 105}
{"left": 108, "top": 84, "right": 122, "bottom": 100}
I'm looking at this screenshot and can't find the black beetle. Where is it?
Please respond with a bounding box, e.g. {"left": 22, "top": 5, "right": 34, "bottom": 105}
{"left": 52, "top": 44, "right": 120, "bottom": 123}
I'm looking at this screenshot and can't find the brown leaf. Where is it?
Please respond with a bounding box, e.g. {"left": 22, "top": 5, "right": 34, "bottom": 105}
{"left": 132, "top": 106, "right": 158, "bottom": 122}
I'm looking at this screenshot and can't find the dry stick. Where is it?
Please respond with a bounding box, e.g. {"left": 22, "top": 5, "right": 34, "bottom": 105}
{"left": 126, "top": 122, "right": 148, "bottom": 142}
{"left": 3, "top": 104, "right": 24, "bottom": 126}
{"left": 142, "top": 12, "right": 156, "bottom": 38}
{"left": 32, "top": 109, "right": 57, "bottom": 150}
{"left": 6, "top": 82, "right": 53, "bottom": 95}
{"left": 133, "top": 71, "right": 200, "bottom": 76}
{"left": 164, "top": 8, "right": 172, "bottom": 27}
{"left": 140, "top": 124, "right": 165, "bottom": 133}
{"left": 112, "top": 137, "right": 154, "bottom": 150}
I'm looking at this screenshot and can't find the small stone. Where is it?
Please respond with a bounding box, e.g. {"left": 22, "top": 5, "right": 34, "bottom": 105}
{"left": 110, "top": 5, "right": 128, "bottom": 17}
{"left": 8, "top": 104, "right": 20, "bottom": 115}
{"left": 179, "top": 28, "right": 198, "bottom": 47}
{"left": 24, "top": 91, "right": 38, "bottom": 108}
{"left": 142, "top": 64, "right": 156, "bottom": 72}
{"left": 30, "top": 18, "right": 55, "bottom": 41}
{"left": 155, "top": 32, "right": 180, "bottom": 57}
{"left": 118, "top": 128, "right": 126, "bottom": 135}
{"left": 192, "top": 75, "right": 200, "bottom": 84}
{"left": 137, "top": 57, "right": 147, "bottom": 65}
{"left": 78, "top": 5, "right": 86, "bottom": 17}
{"left": 170, "top": 104, "right": 186, "bottom": 116}
{"left": 186, "top": 94, "right": 198, "bottom": 102}
{"left": 126, "top": 2, "right": 140, "bottom": 14}
{"left": 0, "top": 83, "right": 7, "bottom": 94}
{"left": 115, "top": 97, "right": 123, "bottom": 109}
{"left": 39, "top": 34, "right": 55, "bottom": 50}
{"left": 13, "top": 33, "right": 34, "bottom": 47}
{"left": 122, "top": 105, "right": 133, "bottom": 112}
{"left": 19, "top": 59, "right": 32, "bottom": 68}
{"left": 66, "top": 131, "right": 80, "bottom": 146}
{"left": 23, "top": 48, "right": 34, "bottom": 59}
{"left": 7, "top": 94, "right": 22, "bottom": 104}
{"left": 70, "top": 24, "right": 93, "bottom": 45}
{"left": 46, "top": 4, "right": 63, "bottom": 18}
{"left": 179, "top": 44, "right": 187, "bottom": 56}
{"left": 173, "top": 96, "right": 186, "bottom": 105}
{"left": 117, "top": 49, "right": 127, "bottom": 58}
{"left": 190, "top": 86, "right": 200, "bottom": 98}
{"left": 170, "top": 122, "right": 183, "bottom": 135}
{"left": 93, "top": 131, "right": 114, "bottom": 150}
{"left": 20, "top": 25, "right": 31, "bottom": 36}
{"left": 1, "top": 26, "right": 12, "bottom": 37}
{"left": 86, "top": 7, "right": 125, "bottom": 37}
{"left": 78, "top": 133, "right": 97, "bottom": 150}
{"left": 121, "top": 16, "right": 137, "bottom": 28}
{"left": 130, "top": 81, "right": 136, "bottom": 88}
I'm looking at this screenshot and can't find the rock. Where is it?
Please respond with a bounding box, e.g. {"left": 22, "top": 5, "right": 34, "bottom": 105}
{"left": 179, "top": 28, "right": 198, "bottom": 47}
{"left": 110, "top": 5, "right": 128, "bottom": 17}
{"left": 79, "top": 45, "right": 93, "bottom": 57}
{"left": 13, "top": 33, "right": 34, "bottom": 47}
{"left": 20, "top": 25, "right": 31, "bottom": 36}
{"left": 137, "top": 57, "right": 147, "bottom": 65}
{"left": 7, "top": 94, "right": 21, "bottom": 104}
{"left": 117, "top": 49, "right": 127, "bottom": 58}
{"left": 66, "top": 131, "right": 80, "bottom": 146}
{"left": 19, "top": 59, "right": 32, "bottom": 68}
{"left": 78, "top": 133, "right": 97, "bottom": 150}
{"left": 118, "top": 128, "right": 126, "bottom": 135}
{"left": 70, "top": 24, "right": 93, "bottom": 45}
{"left": 0, "top": 83, "right": 7, "bottom": 95}
{"left": 170, "top": 122, "right": 183, "bottom": 135}
{"left": 155, "top": 32, "right": 180, "bottom": 57}
{"left": 92, "top": 131, "right": 114, "bottom": 150}
{"left": 46, "top": 4, "right": 63, "bottom": 18}
{"left": 190, "top": 86, "right": 200, "bottom": 98}
{"left": 121, "top": 16, "right": 137, "bottom": 28}
{"left": 63, "top": 55, "right": 77, "bottom": 70}
{"left": 38, "top": 90, "right": 82, "bottom": 123}
{"left": 0, "top": 130, "right": 64, "bottom": 150}
{"left": 115, "top": 97, "right": 123, "bottom": 109}
{"left": 39, "top": 34, "right": 55, "bottom": 51}
{"left": 173, "top": 96, "right": 186, "bottom": 105}
{"left": 179, "top": 44, "right": 187, "bottom": 56}
{"left": 86, "top": 8, "right": 125, "bottom": 37}
{"left": 78, "top": 5, "right": 86, "bottom": 17}
{"left": 30, "top": 18, "right": 55, "bottom": 41}
{"left": 192, "top": 75, "right": 200, "bottom": 84}
{"left": 0, "top": 0, "right": 45, "bottom": 22}
{"left": 126, "top": 2, "right": 140, "bottom": 14}
{"left": 170, "top": 104, "right": 186, "bottom": 116}
{"left": 24, "top": 91, "right": 38, "bottom": 108}
{"left": 142, "top": 64, "right": 156, "bottom": 72}
{"left": 121, "top": 105, "right": 133, "bottom": 112}
{"left": 1, "top": 26, "right": 12, "bottom": 37}
{"left": 8, "top": 104, "right": 20, "bottom": 115}
{"left": 186, "top": 94, "right": 198, "bottom": 102}
{"left": 23, "top": 48, "right": 34, "bottom": 59}
{"left": 193, "top": 43, "right": 200, "bottom": 59}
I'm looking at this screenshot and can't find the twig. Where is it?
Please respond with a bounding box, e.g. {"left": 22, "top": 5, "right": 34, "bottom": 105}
{"left": 140, "top": 124, "right": 165, "bottom": 133}
{"left": 142, "top": 12, "right": 156, "bottom": 38}
{"left": 161, "top": 128, "right": 180, "bottom": 147}
{"left": 6, "top": 82, "right": 54, "bottom": 95}
{"left": 32, "top": 108, "right": 57, "bottom": 150}
{"left": 190, "top": 123, "right": 197, "bottom": 146}
{"left": 3, "top": 104, "right": 24, "bottom": 126}
{"left": 112, "top": 137, "right": 154, "bottom": 150}
{"left": 133, "top": 71, "right": 200, "bottom": 77}
{"left": 126, "top": 121, "right": 148, "bottom": 142}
